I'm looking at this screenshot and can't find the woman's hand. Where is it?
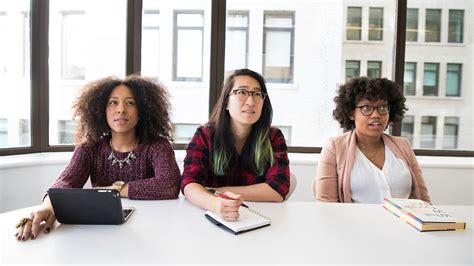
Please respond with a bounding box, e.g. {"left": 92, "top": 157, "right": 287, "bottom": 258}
{"left": 15, "top": 198, "right": 56, "bottom": 241}
{"left": 212, "top": 191, "right": 244, "bottom": 221}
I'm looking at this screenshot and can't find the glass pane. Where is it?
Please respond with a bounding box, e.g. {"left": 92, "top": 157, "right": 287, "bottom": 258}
{"left": 174, "top": 11, "right": 204, "bottom": 81}
{"left": 367, "top": 61, "right": 381, "bottom": 78}
{"left": 345, "top": 60, "right": 360, "bottom": 81}
{"left": 446, "top": 63, "right": 461, "bottom": 96}
{"left": 448, "top": 10, "right": 463, "bottom": 43}
{"left": 263, "top": 12, "right": 294, "bottom": 83}
{"left": 0, "top": 0, "right": 31, "bottom": 148}
{"left": 347, "top": 6, "right": 362, "bottom": 40}
{"left": 406, "top": 8, "right": 418, "bottom": 42}
{"left": 423, "top": 63, "right": 438, "bottom": 96}
{"left": 224, "top": 1, "right": 395, "bottom": 147}
{"left": 368, "top": 7, "right": 383, "bottom": 41}
{"left": 420, "top": 116, "right": 437, "bottom": 149}
{"left": 142, "top": 0, "right": 211, "bottom": 144}
{"left": 141, "top": 10, "right": 160, "bottom": 78}
{"left": 49, "top": 0, "right": 127, "bottom": 145}
{"left": 443, "top": 117, "right": 459, "bottom": 149}
{"left": 403, "top": 62, "right": 416, "bottom": 95}
{"left": 225, "top": 11, "right": 248, "bottom": 72}
{"left": 425, "top": 9, "right": 441, "bottom": 42}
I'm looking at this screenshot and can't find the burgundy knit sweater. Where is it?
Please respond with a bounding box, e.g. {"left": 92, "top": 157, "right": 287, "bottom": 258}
{"left": 50, "top": 137, "right": 180, "bottom": 200}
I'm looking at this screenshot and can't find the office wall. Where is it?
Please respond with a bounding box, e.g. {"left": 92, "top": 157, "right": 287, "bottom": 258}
{"left": 0, "top": 152, "right": 473, "bottom": 213}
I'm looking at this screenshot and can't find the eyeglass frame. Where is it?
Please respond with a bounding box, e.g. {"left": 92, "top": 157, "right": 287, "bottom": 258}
{"left": 228, "top": 88, "right": 267, "bottom": 101}
{"left": 355, "top": 104, "right": 391, "bottom": 116}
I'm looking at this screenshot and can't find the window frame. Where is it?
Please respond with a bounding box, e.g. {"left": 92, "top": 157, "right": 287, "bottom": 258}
{"left": 1, "top": 0, "right": 472, "bottom": 157}
{"left": 368, "top": 7, "right": 383, "bottom": 41}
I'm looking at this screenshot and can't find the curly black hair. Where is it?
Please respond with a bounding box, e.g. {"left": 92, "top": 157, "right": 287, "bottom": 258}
{"left": 73, "top": 74, "right": 173, "bottom": 144}
{"left": 333, "top": 77, "right": 408, "bottom": 130}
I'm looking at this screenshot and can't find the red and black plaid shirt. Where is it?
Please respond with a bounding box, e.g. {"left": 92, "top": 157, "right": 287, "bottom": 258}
{"left": 180, "top": 126, "right": 290, "bottom": 198}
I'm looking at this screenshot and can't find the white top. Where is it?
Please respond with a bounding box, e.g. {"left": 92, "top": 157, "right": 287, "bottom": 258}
{"left": 350, "top": 145, "right": 412, "bottom": 203}
{"left": 1, "top": 198, "right": 472, "bottom": 264}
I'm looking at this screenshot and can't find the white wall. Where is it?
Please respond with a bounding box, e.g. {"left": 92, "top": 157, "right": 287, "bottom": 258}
{"left": 0, "top": 152, "right": 473, "bottom": 213}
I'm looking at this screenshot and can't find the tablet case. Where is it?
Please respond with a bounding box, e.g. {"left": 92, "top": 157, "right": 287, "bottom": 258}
{"left": 47, "top": 188, "right": 134, "bottom": 225}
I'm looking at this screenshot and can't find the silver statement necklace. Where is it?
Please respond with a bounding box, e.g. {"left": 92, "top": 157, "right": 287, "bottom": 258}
{"left": 108, "top": 139, "right": 138, "bottom": 169}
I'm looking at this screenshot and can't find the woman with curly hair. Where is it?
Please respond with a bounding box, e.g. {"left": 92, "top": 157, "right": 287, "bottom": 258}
{"left": 313, "top": 77, "right": 430, "bottom": 204}
{"left": 15, "top": 75, "right": 180, "bottom": 241}
{"left": 181, "top": 69, "right": 290, "bottom": 221}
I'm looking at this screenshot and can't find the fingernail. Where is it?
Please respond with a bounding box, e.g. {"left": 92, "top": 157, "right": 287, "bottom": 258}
{"left": 22, "top": 236, "right": 26, "bottom": 241}
{"left": 14, "top": 232, "right": 18, "bottom": 237}
{"left": 45, "top": 227, "right": 50, "bottom": 233}
{"left": 31, "top": 234, "right": 35, "bottom": 240}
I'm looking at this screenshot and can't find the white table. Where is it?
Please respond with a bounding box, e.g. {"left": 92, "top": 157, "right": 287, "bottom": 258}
{"left": 1, "top": 197, "right": 472, "bottom": 264}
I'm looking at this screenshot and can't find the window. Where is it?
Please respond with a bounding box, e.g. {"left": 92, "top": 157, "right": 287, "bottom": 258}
{"left": 347, "top": 7, "right": 362, "bottom": 40}
{"left": 173, "top": 11, "right": 204, "bottom": 81}
{"left": 22, "top": 11, "right": 30, "bottom": 78}
{"left": 0, "top": 2, "right": 31, "bottom": 149}
{"left": 406, "top": 8, "right": 418, "bottom": 42}
{"left": 367, "top": 61, "right": 381, "bottom": 78}
{"left": 0, "top": 12, "right": 7, "bottom": 77}
{"left": 420, "top": 116, "right": 437, "bottom": 148}
{"left": 58, "top": 120, "right": 76, "bottom": 145}
{"left": 0, "top": 118, "right": 7, "bottom": 148}
{"left": 225, "top": 11, "right": 249, "bottom": 73}
{"left": 345, "top": 60, "right": 360, "bottom": 81}
{"left": 425, "top": 9, "right": 441, "bottom": 42}
{"left": 404, "top": 62, "right": 416, "bottom": 95}
{"left": 368, "top": 7, "right": 383, "bottom": 41}
{"left": 262, "top": 11, "right": 295, "bottom": 83}
{"left": 423, "top": 63, "right": 439, "bottom": 96}
{"left": 443, "top": 117, "right": 459, "bottom": 149}
{"left": 49, "top": 0, "right": 127, "bottom": 146}
{"left": 446, "top": 63, "right": 461, "bottom": 97}
{"left": 141, "top": 10, "right": 160, "bottom": 78}
{"left": 173, "top": 123, "right": 200, "bottom": 144}
{"left": 401, "top": 115, "right": 414, "bottom": 144}
{"left": 448, "top": 10, "right": 463, "bottom": 43}
{"left": 61, "top": 11, "right": 86, "bottom": 80}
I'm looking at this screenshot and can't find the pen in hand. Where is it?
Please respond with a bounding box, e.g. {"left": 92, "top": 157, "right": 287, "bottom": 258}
{"left": 207, "top": 188, "right": 249, "bottom": 208}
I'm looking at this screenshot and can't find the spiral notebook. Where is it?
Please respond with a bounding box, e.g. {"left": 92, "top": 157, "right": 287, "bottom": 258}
{"left": 205, "top": 206, "right": 271, "bottom": 234}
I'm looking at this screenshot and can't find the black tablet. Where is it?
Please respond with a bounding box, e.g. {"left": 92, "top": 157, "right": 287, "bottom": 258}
{"left": 47, "top": 188, "right": 134, "bottom": 225}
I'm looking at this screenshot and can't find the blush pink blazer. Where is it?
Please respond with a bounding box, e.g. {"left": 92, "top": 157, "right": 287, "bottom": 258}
{"left": 313, "top": 130, "right": 431, "bottom": 203}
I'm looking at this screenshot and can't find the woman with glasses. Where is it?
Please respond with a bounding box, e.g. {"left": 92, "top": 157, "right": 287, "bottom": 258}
{"left": 313, "top": 77, "right": 430, "bottom": 203}
{"left": 181, "top": 69, "right": 290, "bottom": 221}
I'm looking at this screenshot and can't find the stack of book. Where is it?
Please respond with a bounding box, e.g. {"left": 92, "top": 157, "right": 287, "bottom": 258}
{"left": 383, "top": 198, "right": 466, "bottom": 232}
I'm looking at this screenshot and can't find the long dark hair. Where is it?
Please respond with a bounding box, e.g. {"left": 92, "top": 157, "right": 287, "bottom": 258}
{"left": 208, "top": 69, "right": 274, "bottom": 176}
{"left": 73, "top": 75, "right": 173, "bottom": 144}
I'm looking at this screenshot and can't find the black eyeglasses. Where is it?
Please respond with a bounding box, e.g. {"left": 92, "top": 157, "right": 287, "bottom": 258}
{"left": 355, "top": 104, "right": 390, "bottom": 116}
{"left": 229, "top": 89, "right": 267, "bottom": 101}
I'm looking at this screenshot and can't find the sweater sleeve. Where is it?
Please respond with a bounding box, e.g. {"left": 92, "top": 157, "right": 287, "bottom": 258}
{"left": 50, "top": 144, "right": 93, "bottom": 189}
{"left": 263, "top": 128, "right": 290, "bottom": 198}
{"left": 127, "top": 139, "right": 181, "bottom": 200}
{"left": 314, "top": 138, "right": 340, "bottom": 202}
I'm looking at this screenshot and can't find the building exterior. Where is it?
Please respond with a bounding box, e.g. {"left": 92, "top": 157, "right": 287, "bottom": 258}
{"left": 0, "top": 0, "right": 472, "bottom": 150}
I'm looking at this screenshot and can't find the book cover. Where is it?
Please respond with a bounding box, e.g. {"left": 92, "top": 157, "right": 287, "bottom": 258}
{"left": 383, "top": 198, "right": 466, "bottom": 232}
{"left": 205, "top": 206, "right": 271, "bottom": 235}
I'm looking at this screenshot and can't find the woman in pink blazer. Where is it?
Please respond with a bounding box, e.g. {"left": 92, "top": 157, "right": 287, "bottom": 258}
{"left": 313, "top": 77, "right": 430, "bottom": 203}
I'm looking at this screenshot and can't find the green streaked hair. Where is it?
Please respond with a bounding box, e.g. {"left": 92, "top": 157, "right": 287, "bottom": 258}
{"left": 208, "top": 69, "right": 274, "bottom": 176}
